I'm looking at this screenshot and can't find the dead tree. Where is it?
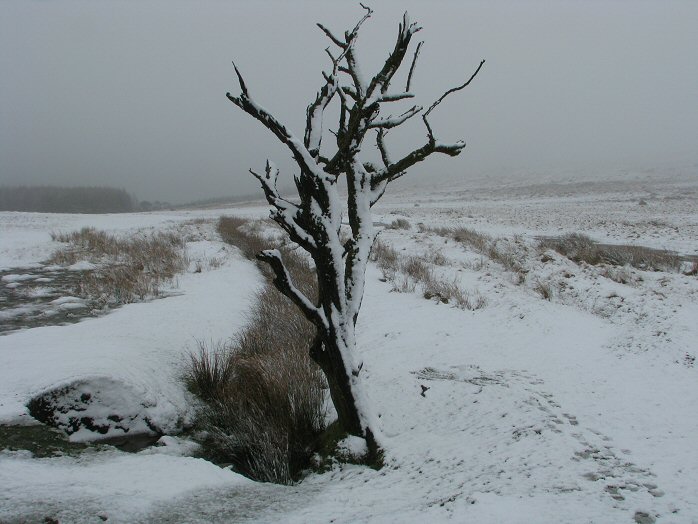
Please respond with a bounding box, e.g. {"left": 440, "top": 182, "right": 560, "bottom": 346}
{"left": 226, "top": 6, "right": 483, "bottom": 455}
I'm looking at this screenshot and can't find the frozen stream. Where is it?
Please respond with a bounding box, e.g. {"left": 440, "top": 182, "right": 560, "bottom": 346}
{"left": 0, "top": 267, "right": 97, "bottom": 334}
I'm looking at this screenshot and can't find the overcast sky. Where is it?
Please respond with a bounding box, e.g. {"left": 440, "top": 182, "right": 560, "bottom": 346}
{"left": 1, "top": 1, "right": 697, "bottom": 203}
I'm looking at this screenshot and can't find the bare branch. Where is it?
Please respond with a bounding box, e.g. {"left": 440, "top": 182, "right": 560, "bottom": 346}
{"left": 249, "top": 161, "right": 297, "bottom": 210}
{"left": 424, "top": 59, "right": 486, "bottom": 118}
{"left": 226, "top": 63, "right": 321, "bottom": 179}
{"left": 317, "top": 23, "right": 345, "bottom": 49}
{"left": 350, "top": 3, "right": 374, "bottom": 38}
{"left": 248, "top": 160, "right": 280, "bottom": 203}
{"left": 231, "top": 61, "right": 249, "bottom": 96}
{"left": 405, "top": 41, "right": 423, "bottom": 92}
{"left": 369, "top": 179, "right": 388, "bottom": 207}
{"left": 340, "top": 88, "right": 358, "bottom": 103}
{"left": 318, "top": 5, "right": 373, "bottom": 99}
{"left": 371, "top": 133, "right": 465, "bottom": 192}
{"left": 257, "top": 249, "right": 327, "bottom": 329}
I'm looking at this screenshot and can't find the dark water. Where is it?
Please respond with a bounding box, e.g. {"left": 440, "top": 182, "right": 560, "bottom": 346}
{"left": 0, "top": 266, "right": 99, "bottom": 334}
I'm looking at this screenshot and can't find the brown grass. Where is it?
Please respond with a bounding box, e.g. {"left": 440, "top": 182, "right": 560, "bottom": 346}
{"left": 421, "top": 273, "right": 487, "bottom": 310}
{"left": 539, "top": 233, "right": 681, "bottom": 272}
{"left": 371, "top": 236, "right": 486, "bottom": 310}
{"left": 533, "top": 280, "right": 554, "bottom": 301}
{"left": 386, "top": 218, "right": 411, "bottom": 230}
{"left": 48, "top": 227, "right": 187, "bottom": 306}
{"left": 183, "top": 216, "right": 325, "bottom": 484}
{"left": 184, "top": 340, "right": 235, "bottom": 403}
{"left": 217, "top": 216, "right": 272, "bottom": 260}
{"left": 421, "top": 225, "right": 526, "bottom": 278}
{"left": 400, "top": 256, "right": 433, "bottom": 282}
{"left": 191, "top": 285, "right": 326, "bottom": 483}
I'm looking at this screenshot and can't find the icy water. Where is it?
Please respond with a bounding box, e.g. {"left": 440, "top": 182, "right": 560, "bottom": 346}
{"left": 0, "top": 266, "right": 97, "bottom": 334}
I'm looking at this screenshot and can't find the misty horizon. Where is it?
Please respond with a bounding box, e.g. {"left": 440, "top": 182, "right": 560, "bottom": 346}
{"left": 2, "top": 1, "right": 697, "bottom": 205}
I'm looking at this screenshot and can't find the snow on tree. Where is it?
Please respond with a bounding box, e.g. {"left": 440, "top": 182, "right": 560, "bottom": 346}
{"left": 226, "top": 5, "right": 484, "bottom": 457}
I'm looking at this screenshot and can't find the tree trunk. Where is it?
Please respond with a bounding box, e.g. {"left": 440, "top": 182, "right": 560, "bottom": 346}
{"left": 310, "top": 334, "right": 362, "bottom": 436}
{"left": 310, "top": 329, "right": 379, "bottom": 458}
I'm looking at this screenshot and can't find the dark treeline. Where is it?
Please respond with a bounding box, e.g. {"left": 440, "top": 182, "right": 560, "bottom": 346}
{"left": 0, "top": 186, "right": 135, "bottom": 213}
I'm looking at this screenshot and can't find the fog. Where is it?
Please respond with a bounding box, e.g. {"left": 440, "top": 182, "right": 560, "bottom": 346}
{"left": 2, "top": 0, "right": 697, "bottom": 204}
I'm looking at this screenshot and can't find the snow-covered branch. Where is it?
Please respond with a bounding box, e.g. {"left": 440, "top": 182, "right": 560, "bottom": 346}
{"left": 257, "top": 249, "right": 327, "bottom": 329}
{"left": 377, "top": 92, "right": 415, "bottom": 103}
{"left": 305, "top": 73, "right": 338, "bottom": 158}
{"left": 250, "top": 161, "right": 317, "bottom": 252}
{"left": 367, "top": 105, "right": 423, "bottom": 129}
{"left": 376, "top": 129, "right": 391, "bottom": 167}
{"left": 226, "top": 62, "right": 323, "bottom": 179}
{"left": 365, "top": 12, "right": 421, "bottom": 100}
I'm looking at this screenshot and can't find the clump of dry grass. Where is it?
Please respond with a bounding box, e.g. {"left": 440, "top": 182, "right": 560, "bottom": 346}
{"left": 371, "top": 238, "right": 400, "bottom": 281}
{"left": 386, "top": 218, "right": 411, "bottom": 230}
{"left": 533, "top": 280, "right": 554, "bottom": 301}
{"left": 421, "top": 273, "right": 487, "bottom": 310}
{"left": 421, "top": 225, "right": 526, "bottom": 279}
{"left": 401, "top": 256, "right": 433, "bottom": 282}
{"left": 426, "top": 250, "right": 448, "bottom": 266}
{"left": 451, "top": 226, "right": 490, "bottom": 252}
{"left": 391, "top": 275, "right": 417, "bottom": 293}
{"left": 184, "top": 340, "right": 235, "bottom": 403}
{"left": 48, "top": 227, "right": 187, "bottom": 306}
{"left": 183, "top": 216, "right": 325, "bottom": 484}
{"left": 599, "top": 266, "right": 634, "bottom": 285}
{"left": 371, "top": 236, "right": 486, "bottom": 310}
{"left": 539, "top": 233, "right": 681, "bottom": 272}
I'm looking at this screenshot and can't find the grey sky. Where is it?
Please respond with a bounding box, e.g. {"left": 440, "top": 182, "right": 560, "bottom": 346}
{"left": 1, "top": 0, "right": 697, "bottom": 203}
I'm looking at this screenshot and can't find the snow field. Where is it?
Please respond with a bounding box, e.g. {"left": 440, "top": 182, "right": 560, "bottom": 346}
{"left": 1, "top": 175, "right": 697, "bottom": 522}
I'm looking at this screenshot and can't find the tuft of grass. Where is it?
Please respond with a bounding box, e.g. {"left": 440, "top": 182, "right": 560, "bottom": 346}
{"left": 371, "top": 238, "right": 401, "bottom": 281}
{"left": 372, "top": 234, "right": 486, "bottom": 310}
{"left": 421, "top": 274, "right": 487, "bottom": 310}
{"left": 599, "top": 266, "right": 634, "bottom": 285}
{"left": 533, "top": 280, "right": 554, "bottom": 301}
{"left": 422, "top": 225, "right": 526, "bottom": 279}
{"left": 184, "top": 341, "right": 235, "bottom": 403}
{"left": 386, "top": 218, "right": 411, "bottom": 230}
{"left": 451, "top": 226, "right": 490, "bottom": 252}
{"left": 391, "top": 275, "right": 417, "bottom": 293}
{"left": 400, "top": 256, "right": 433, "bottom": 282}
{"left": 539, "top": 233, "right": 681, "bottom": 272}
{"left": 48, "top": 227, "right": 187, "bottom": 306}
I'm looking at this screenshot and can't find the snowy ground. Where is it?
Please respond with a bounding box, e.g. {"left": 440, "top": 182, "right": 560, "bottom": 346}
{"left": 1, "top": 172, "right": 697, "bottom": 523}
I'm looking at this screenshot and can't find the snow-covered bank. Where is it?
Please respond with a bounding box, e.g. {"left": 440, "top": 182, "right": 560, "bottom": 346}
{"left": 0, "top": 237, "right": 261, "bottom": 435}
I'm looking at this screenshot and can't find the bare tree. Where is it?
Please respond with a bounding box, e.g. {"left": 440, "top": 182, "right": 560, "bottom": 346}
{"left": 226, "top": 5, "right": 483, "bottom": 457}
